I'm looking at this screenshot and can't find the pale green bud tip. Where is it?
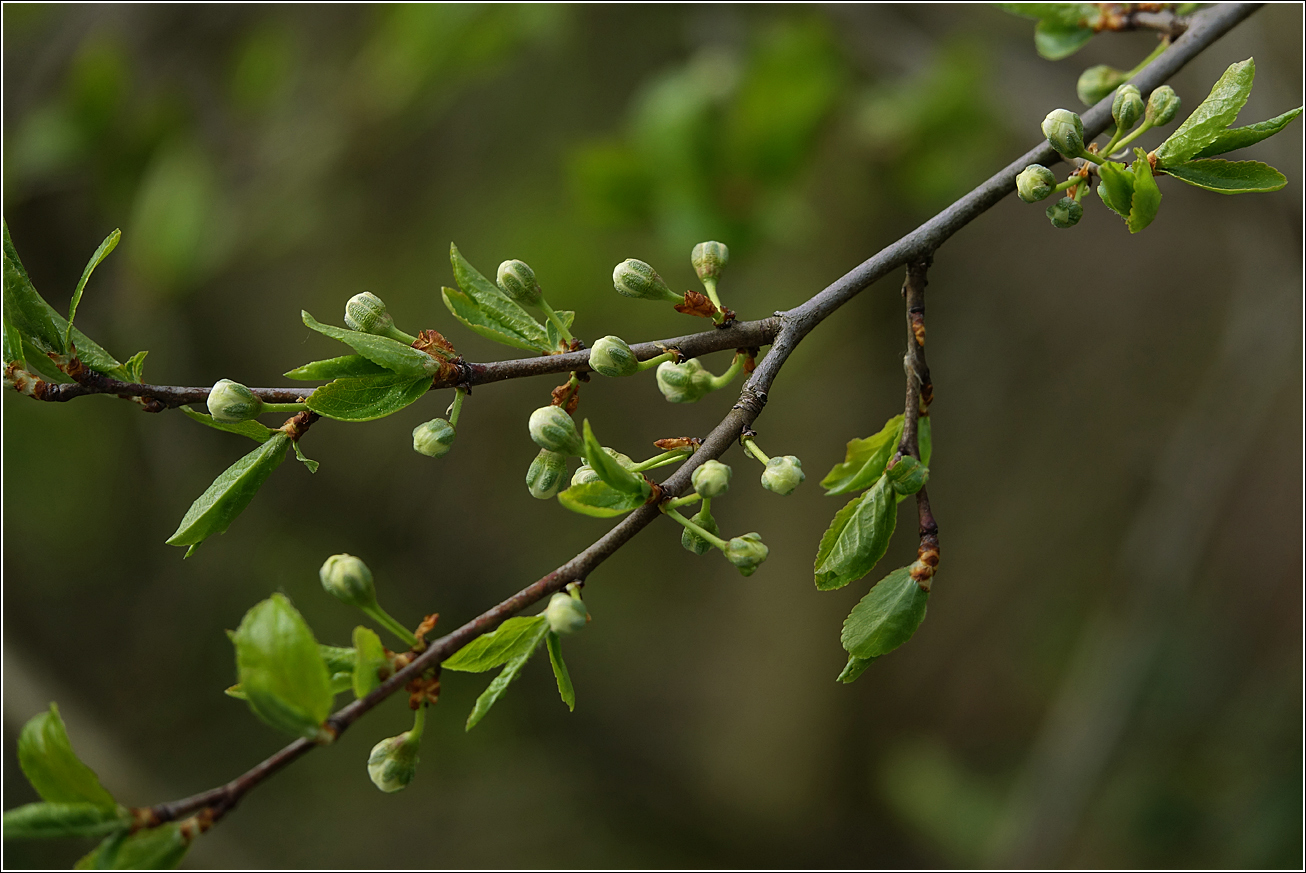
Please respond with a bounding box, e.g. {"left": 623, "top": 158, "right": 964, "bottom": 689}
{"left": 691, "top": 240, "right": 729, "bottom": 282}
{"left": 724, "top": 532, "right": 769, "bottom": 576}
{"left": 1076, "top": 65, "right": 1128, "bottom": 106}
{"left": 526, "top": 448, "right": 568, "bottom": 500}
{"left": 367, "top": 733, "right": 419, "bottom": 793}
{"left": 528, "top": 406, "right": 582, "bottom": 455}
{"left": 655, "top": 359, "right": 712, "bottom": 403}
{"left": 589, "top": 335, "right": 638, "bottom": 378}
{"left": 613, "top": 259, "right": 679, "bottom": 302}
{"left": 1041, "top": 109, "right": 1085, "bottom": 158}
{"left": 760, "top": 455, "right": 804, "bottom": 495}
{"left": 207, "top": 379, "right": 263, "bottom": 422}
{"left": 1146, "top": 86, "right": 1180, "bottom": 126}
{"left": 691, "top": 459, "right": 732, "bottom": 498}
{"left": 1046, "top": 196, "right": 1083, "bottom": 229}
{"left": 1111, "top": 84, "right": 1144, "bottom": 131}
{"left": 319, "top": 554, "right": 376, "bottom": 609}
{"left": 412, "top": 418, "right": 456, "bottom": 458}
{"left": 546, "top": 591, "right": 588, "bottom": 635}
{"left": 496, "top": 260, "right": 543, "bottom": 307}
{"left": 1016, "top": 165, "right": 1056, "bottom": 203}
{"left": 344, "top": 292, "right": 395, "bottom": 335}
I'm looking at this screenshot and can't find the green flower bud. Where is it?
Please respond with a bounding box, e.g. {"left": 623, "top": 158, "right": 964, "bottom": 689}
{"left": 1145, "top": 85, "right": 1180, "bottom": 126}
{"left": 571, "top": 448, "right": 633, "bottom": 487}
{"left": 691, "top": 241, "right": 729, "bottom": 282}
{"left": 1041, "top": 109, "right": 1085, "bottom": 159}
{"left": 496, "top": 259, "right": 543, "bottom": 308}
{"left": 207, "top": 379, "right": 264, "bottom": 422}
{"left": 655, "top": 359, "right": 713, "bottom": 403}
{"left": 344, "top": 292, "right": 396, "bottom": 335}
{"left": 1111, "top": 84, "right": 1144, "bottom": 131}
{"left": 526, "top": 448, "right": 568, "bottom": 500}
{"left": 886, "top": 455, "right": 928, "bottom": 496}
{"left": 760, "top": 455, "right": 805, "bottom": 495}
{"left": 589, "top": 335, "right": 638, "bottom": 377}
{"left": 1076, "top": 64, "right": 1129, "bottom": 106}
{"left": 1016, "top": 164, "right": 1056, "bottom": 202}
{"left": 691, "top": 459, "right": 732, "bottom": 498}
{"left": 529, "top": 406, "right": 582, "bottom": 455}
{"left": 612, "top": 259, "right": 681, "bottom": 303}
{"left": 319, "top": 554, "right": 377, "bottom": 610}
{"left": 1045, "top": 196, "right": 1083, "bottom": 229}
{"left": 724, "top": 532, "right": 769, "bottom": 577}
{"left": 546, "top": 591, "right": 589, "bottom": 635}
{"left": 412, "top": 418, "right": 455, "bottom": 458}
{"left": 681, "top": 505, "right": 719, "bottom": 555}
{"left": 367, "top": 732, "right": 420, "bottom": 793}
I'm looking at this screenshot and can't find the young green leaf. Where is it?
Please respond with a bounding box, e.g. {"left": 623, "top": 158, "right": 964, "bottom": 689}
{"left": 65, "top": 229, "right": 121, "bottom": 351}
{"left": 3, "top": 303, "right": 25, "bottom": 368}
{"left": 1162, "top": 158, "right": 1288, "bottom": 193}
{"left": 301, "top": 311, "right": 439, "bottom": 379}
{"left": 19, "top": 339, "right": 73, "bottom": 383}
{"left": 1033, "top": 20, "right": 1095, "bottom": 60}
{"left": 814, "top": 475, "right": 898, "bottom": 591}
{"left": 284, "top": 354, "right": 390, "bottom": 381}
{"left": 166, "top": 433, "right": 290, "bottom": 554}
{"left": 1096, "top": 160, "right": 1136, "bottom": 219}
{"left": 17, "top": 704, "right": 116, "bottom": 809}
{"left": 1192, "top": 106, "right": 1303, "bottom": 158}
{"left": 318, "top": 644, "right": 358, "bottom": 675}
{"left": 441, "top": 286, "right": 552, "bottom": 353}
{"left": 836, "top": 654, "right": 876, "bottom": 684}
{"left": 546, "top": 309, "right": 576, "bottom": 352}
{"left": 233, "top": 594, "right": 333, "bottom": 739}
{"left": 292, "top": 440, "right": 319, "bottom": 473}
{"left": 179, "top": 406, "right": 275, "bottom": 443}
{"left": 1127, "top": 149, "right": 1163, "bottom": 233}
{"left": 442, "top": 616, "right": 548, "bottom": 673}
{"left": 305, "top": 372, "right": 431, "bottom": 422}
{"left": 546, "top": 631, "right": 576, "bottom": 711}
{"left": 840, "top": 567, "right": 929, "bottom": 659}
{"left": 466, "top": 646, "right": 539, "bottom": 731}
{"left": 885, "top": 455, "right": 929, "bottom": 497}
{"left": 822, "top": 415, "right": 903, "bottom": 495}
{"left": 120, "top": 350, "right": 147, "bottom": 384}
{"left": 76, "top": 822, "right": 190, "bottom": 870}
{"left": 556, "top": 480, "right": 648, "bottom": 518}
{"left": 1154, "top": 58, "right": 1256, "bottom": 167}
{"left": 581, "top": 420, "right": 650, "bottom": 496}
{"left": 328, "top": 673, "right": 354, "bottom": 696}
{"left": 919, "top": 416, "right": 933, "bottom": 468}
{"left": 351, "top": 626, "right": 388, "bottom": 698}
{"left": 2, "top": 802, "right": 130, "bottom": 841}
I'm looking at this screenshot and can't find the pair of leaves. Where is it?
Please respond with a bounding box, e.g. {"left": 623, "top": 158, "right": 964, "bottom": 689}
{"left": 166, "top": 433, "right": 291, "bottom": 556}
{"left": 997, "top": 3, "right": 1103, "bottom": 61}
{"left": 1153, "top": 59, "right": 1297, "bottom": 195}
{"left": 836, "top": 567, "right": 930, "bottom": 683}
{"left": 442, "top": 244, "right": 553, "bottom": 353}
{"left": 442, "top": 615, "right": 575, "bottom": 726}
{"left": 1096, "top": 149, "right": 1162, "bottom": 233}
{"left": 556, "top": 421, "right": 652, "bottom": 517}
{"left": 821, "top": 415, "right": 932, "bottom": 496}
{"left": 231, "top": 594, "right": 334, "bottom": 739}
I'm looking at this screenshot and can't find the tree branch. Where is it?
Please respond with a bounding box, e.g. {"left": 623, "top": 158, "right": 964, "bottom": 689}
{"left": 128, "top": 0, "right": 1260, "bottom": 834}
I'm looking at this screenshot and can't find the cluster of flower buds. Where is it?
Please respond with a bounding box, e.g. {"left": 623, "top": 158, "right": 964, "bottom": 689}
{"left": 546, "top": 584, "right": 589, "bottom": 635}
{"left": 655, "top": 353, "right": 743, "bottom": 404}
{"left": 611, "top": 240, "right": 732, "bottom": 324}
{"left": 662, "top": 457, "right": 772, "bottom": 575}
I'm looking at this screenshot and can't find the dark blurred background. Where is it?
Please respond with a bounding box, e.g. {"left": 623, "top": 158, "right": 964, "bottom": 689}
{"left": 3, "top": 4, "right": 1301, "bottom": 869}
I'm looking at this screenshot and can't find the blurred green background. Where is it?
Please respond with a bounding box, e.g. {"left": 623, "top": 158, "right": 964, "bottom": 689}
{"left": 3, "top": 4, "right": 1301, "bottom": 868}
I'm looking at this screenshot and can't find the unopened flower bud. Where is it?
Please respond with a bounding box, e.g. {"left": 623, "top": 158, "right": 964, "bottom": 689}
{"left": 1111, "top": 84, "right": 1144, "bottom": 131}
{"left": 571, "top": 448, "right": 633, "bottom": 487}
{"left": 207, "top": 379, "right": 264, "bottom": 422}
{"left": 681, "top": 505, "right": 720, "bottom": 555}
{"left": 691, "top": 460, "right": 732, "bottom": 498}
{"left": 496, "top": 260, "right": 543, "bottom": 307}
{"left": 760, "top": 455, "right": 805, "bottom": 496}
{"left": 589, "top": 335, "right": 638, "bottom": 377}
{"left": 886, "top": 455, "right": 928, "bottom": 496}
{"left": 546, "top": 591, "right": 588, "bottom": 635}
{"left": 1046, "top": 196, "right": 1083, "bottom": 229}
{"left": 691, "top": 241, "right": 729, "bottom": 282}
{"left": 1076, "top": 64, "right": 1129, "bottom": 106}
{"left": 612, "top": 259, "right": 681, "bottom": 303}
{"left": 655, "top": 359, "right": 713, "bottom": 403}
{"left": 526, "top": 449, "right": 568, "bottom": 500}
{"left": 344, "top": 292, "right": 395, "bottom": 335}
{"left": 412, "top": 418, "right": 455, "bottom": 458}
{"left": 1016, "top": 165, "right": 1056, "bottom": 202}
{"left": 1145, "top": 85, "right": 1180, "bottom": 126}
{"left": 319, "top": 554, "right": 376, "bottom": 610}
{"left": 724, "top": 532, "right": 769, "bottom": 576}
{"left": 529, "top": 406, "right": 582, "bottom": 455}
{"left": 367, "top": 732, "right": 420, "bottom": 793}
{"left": 1041, "top": 109, "right": 1085, "bottom": 159}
